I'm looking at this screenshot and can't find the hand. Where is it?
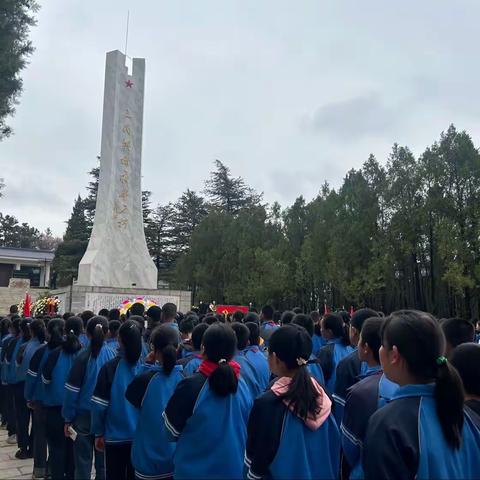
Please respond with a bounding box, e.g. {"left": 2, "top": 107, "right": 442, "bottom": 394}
{"left": 64, "top": 424, "right": 72, "bottom": 438}
{"left": 95, "top": 436, "right": 105, "bottom": 452}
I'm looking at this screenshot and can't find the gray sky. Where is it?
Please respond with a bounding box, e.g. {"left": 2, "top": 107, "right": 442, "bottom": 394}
{"left": 1, "top": 0, "right": 480, "bottom": 236}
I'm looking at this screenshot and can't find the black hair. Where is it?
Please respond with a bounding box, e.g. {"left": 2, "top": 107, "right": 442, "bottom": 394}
{"left": 382, "top": 310, "right": 464, "bottom": 449}
{"left": 11, "top": 317, "right": 21, "bottom": 336}
{"left": 441, "top": 318, "right": 475, "bottom": 350}
{"left": 128, "top": 302, "right": 145, "bottom": 318}
{"left": 62, "top": 312, "right": 74, "bottom": 321}
{"left": 322, "top": 313, "right": 350, "bottom": 346}
{"left": 108, "top": 320, "right": 121, "bottom": 339}
{"left": 98, "top": 309, "right": 109, "bottom": 318}
{"left": 29, "top": 319, "right": 45, "bottom": 343}
{"left": 47, "top": 318, "right": 65, "bottom": 349}
{"left": 215, "top": 313, "right": 225, "bottom": 324}
{"left": 108, "top": 308, "right": 121, "bottom": 321}
{"left": 203, "top": 314, "right": 217, "bottom": 325}
{"left": 231, "top": 322, "right": 250, "bottom": 350}
{"left": 450, "top": 343, "right": 480, "bottom": 397}
{"left": 118, "top": 321, "right": 142, "bottom": 365}
{"left": 64, "top": 316, "right": 83, "bottom": 354}
{"left": 292, "top": 314, "right": 314, "bottom": 337}
{"left": 273, "top": 310, "right": 282, "bottom": 324}
{"left": 244, "top": 312, "right": 260, "bottom": 325}
{"left": 86, "top": 316, "right": 108, "bottom": 358}
{"left": 338, "top": 310, "right": 351, "bottom": 325}
{"left": 232, "top": 311, "right": 245, "bottom": 323}
{"left": 261, "top": 305, "right": 274, "bottom": 320}
{"left": 202, "top": 324, "right": 238, "bottom": 396}
{"left": 162, "top": 303, "right": 177, "bottom": 322}
{"left": 80, "top": 310, "right": 95, "bottom": 328}
{"left": 281, "top": 311, "right": 295, "bottom": 325}
{"left": 245, "top": 322, "right": 260, "bottom": 346}
{"left": 179, "top": 316, "right": 195, "bottom": 335}
{"left": 351, "top": 308, "right": 380, "bottom": 332}
{"left": 191, "top": 323, "right": 209, "bottom": 351}
{"left": 310, "top": 311, "right": 321, "bottom": 322}
{"left": 0, "top": 317, "right": 12, "bottom": 337}
{"left": 10, "top": 305, "right": 18, "bottom": 314}
{"left": 20, "top": 318, "right": 32, "bottom": 341}
{"left": 269, "top": 324, "right": 320, "bottom": 420}
{"left": 292, "top": 307, "right": 303, "bottom": 314}
{"left": 146, "top": 305, "right": 162, "bottom": 323}
{"left": 151, "top": 324, "right": 179, "bottom": 374}
{"left": 129, "top": 315, "right": 145, "bottom": 333}
{"left": 359, "top": 317, "right": 384, "bottom": 363}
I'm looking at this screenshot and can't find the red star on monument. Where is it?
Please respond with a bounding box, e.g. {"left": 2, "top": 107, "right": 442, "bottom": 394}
{"left": 125, "top": 80, "right": 134, "bottom": 88}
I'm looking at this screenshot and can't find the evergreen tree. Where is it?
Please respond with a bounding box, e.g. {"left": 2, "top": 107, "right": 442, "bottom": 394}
{"left": 0, "top": 0, "right": 38, "bottom": 139}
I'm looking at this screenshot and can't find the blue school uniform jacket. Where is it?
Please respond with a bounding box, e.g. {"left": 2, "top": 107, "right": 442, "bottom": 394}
{"left": 163, "top": 372, "right": 253, "bottom": 479}
{"left": 0, "top": 334, "right": 14, "bottom": 385}
{"left": 42, "top": 347, "right": 81, "bottom": 407}
{"left": 340, "top": 370, "right": 398, "bottom": 479}
{"left": 244, "top": 346, "right": 270, "bottom": 393}
{"left": 245, "top": 381, "right": 340, "bottom": 479}
{"left": 178, "top": 353, "right": 202, "bottom": 376}
{"left": 312, "top": 333, "right": 326, "bottom": 356}
{"left": 259, "top": 321, "right": 279, "bottom": 347}
{"left": 307, "top": 354, "right": 325, "bottom": 386}
{"left": 62, "top": 343, "right": 116, "bottom": 423}
{"left": 234, "top": 349, "right": 268, "bottom": 400}
{"left": 318, "top": 338, "right": 354, "bottom": 392}
{"left": 4, "top": 337, "right": 24, "bottom": 385}
{"left": 91, "top": 353, "right": 141, "bottom": 443}
{"left": 105, "top": 338, "right": 119, "bottom": 352}
{"left": 79, "top": 333, "right": 90, "bottom": 349}
{"left": 126, "top": 364, "right": 184, "bottom": 480}
{"left": 16, "top": 338, "right": 43, "bottom": 383}
{"left": 24, "top": 344, "right": 51, "bottom": 402}
{"left": 363, "top": 384, "right": 480, "bottom": 479}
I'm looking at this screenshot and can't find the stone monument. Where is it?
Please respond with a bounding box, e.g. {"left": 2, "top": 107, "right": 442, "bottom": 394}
{"left": 52, "top": 51, "right": 191, "bottom": 313}
{"left": 78, "top": 50, "right": 157, "bottom": 288}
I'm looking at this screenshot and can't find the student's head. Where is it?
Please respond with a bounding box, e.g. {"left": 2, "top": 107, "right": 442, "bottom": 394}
{"left": 86, "top": 316, "right": 109, "bottom": 358}
{"left": 62, "top": 312, "right": 74, "bottom": 321}
{"left": 9, "top": 305, "right": 18, "bottom": 315}
{"left": 146, "top": 305, "right": 162, "bottom": 325}
{"left": 108, "top": 308, "right": 121, "bottom": 321}
{"left": 441, "top": 318, "right": 475, "bottom": 358}
{"left": 98, "top": 308, "right": 109, "bottom": 318}
{"left": 261, "top": 305, "right": 274, "bottom": 321}
{"left": 128, "top": 302, "right": 145, "bottom": 318}
{"left": 232, "top": 310, "right": 245, "bottom": 323}
{"left": 245, "top": 322, "right": 260, "bottom": 346}
{"left": 118, "top": 320, "right": 142, "bottom": 365}
{"left": 11, "top": 317, "right": 21, "bottom": 336}
{"left": 273, "top": 310, "right": 282, "bottom": 324}
{"left": 292, "top": 307, "right": 303, "bottom": 315}
{"left": 292, "top": 314, "right": 314, "bottom": 337}
{"left": 29, "top": 318, "right": 45, "bottom": 342}
{"left": 129, "top": 315, "right": 145, "bottom": 334}
{"left": 268, "top": 324, "right": 319, "bottom": 421}
{"left": 151, "top": 324, "right": 179, "bottom": 374}
{"left": 310, "top": 311, "right": 321, "bottom": 324}
{"left": 231, "top": 322, "right": 250, "bottom": 350}
{"left": 162, "top": 303, "right": 177, "bottom": 323}
{"left": 0, "top": 317, "right": 12, "bottom": 337}
{"left": 244, "top": 312, "right": 260, "bottom": 325}
{"left": 47, "top": 318, "right": 65, "bottom": 349}
{"left": 108, "top": 320, "right": 121, "bottom": 339}
{"left": 338, "top": 310, "right": 351, "bottom": 326}
{"left": 450, "top": 343, "right": 480, "bottom": 401}
{"left": 64, "top": 316, "right": 83, "bottom": 354}
{"left": 80, "top": 310, "right": 95, "bottom": 329}
{"left": 191, "top": 323, "right": 209, "bottom": 351}
{"left": 321, "top": 313, "right": 349, "bottom": 345}
{"left": 202, "top": 324, "right": 238, "bottom": 396}
{"left": 179, "top": 316, "right": 195, "bottom": 340}
{"left": 380, "top": 310, "right": 464, "bottom": 449}
{"left": 203, "top": 314, "right": 217, "bottom": 325}
{"left": 350, "top": 309, "right": 380, "bottom": 347}
{"left": 358, "top": 318, "right": 384, "bottom": 365}
{"left": 280, "top": 311, "right": 295, "bottom": 326}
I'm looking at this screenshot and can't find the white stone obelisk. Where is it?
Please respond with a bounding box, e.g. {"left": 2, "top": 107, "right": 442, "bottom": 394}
{"left": 78, "top": 50, "right": 157, "bottom": 289}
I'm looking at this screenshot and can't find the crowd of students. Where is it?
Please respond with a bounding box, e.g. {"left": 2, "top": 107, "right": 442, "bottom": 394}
{"left": 0, "top": 301, "right": 480, "bottom": 480}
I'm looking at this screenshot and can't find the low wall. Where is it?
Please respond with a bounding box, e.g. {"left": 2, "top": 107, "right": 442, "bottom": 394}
{"left": 0, "top": 287, "right": 50, "bottom": 316}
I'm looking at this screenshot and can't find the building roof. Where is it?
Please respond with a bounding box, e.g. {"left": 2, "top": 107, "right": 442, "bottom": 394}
{"left": 0, "top": 247, "right": 55, "bottom": 262}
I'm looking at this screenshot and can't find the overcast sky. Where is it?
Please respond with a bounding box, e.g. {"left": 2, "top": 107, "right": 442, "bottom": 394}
{"left": 1, "top": 0, "right": 480, "bottom": 236}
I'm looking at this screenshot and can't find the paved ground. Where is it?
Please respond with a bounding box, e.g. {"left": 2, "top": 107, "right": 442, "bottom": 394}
{"left": 0, "top": 428, "right": 33, "bottom": 480}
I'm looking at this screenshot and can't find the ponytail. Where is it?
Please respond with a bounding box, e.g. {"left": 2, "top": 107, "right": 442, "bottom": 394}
{"left": 63, "top": 316, "right": 83, "bottom": 354}
{"left": 86, "top": 316, "right": 108, "bottom": 358}
{"left": 209, "top": 361, "right": 238, "bottom": 396}
{"left": 435, "top": 359, "right": 464, "bottom": 449}
{"left": 323, "top": 313, "right": 350, "bottom": 346}
{"left": 30, "top": 319, "right": 46, "bottom": 343}
{"left": 47, "top": 318, "right": 64, "bottom": 349}
{"left": 20, "top": 318, "right": 32, "bottom": 341}
{"left": 118, "top": 321, "right": 142, "bottom": 365}
{"left": 151, "top": 324, "right": 179, "bottom": 375}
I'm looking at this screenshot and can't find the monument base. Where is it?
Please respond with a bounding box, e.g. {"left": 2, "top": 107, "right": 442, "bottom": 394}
{"left": 52, "top": 285, "right": 191, "bottom": 315}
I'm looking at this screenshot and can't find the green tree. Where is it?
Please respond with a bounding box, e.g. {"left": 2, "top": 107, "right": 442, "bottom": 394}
{"left": 0, "top": 0, "right": 38, "bottom": 139}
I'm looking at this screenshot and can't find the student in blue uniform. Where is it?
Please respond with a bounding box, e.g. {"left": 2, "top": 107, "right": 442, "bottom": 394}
{"left": 340, "top": 317, "right": 398, "bottom": 479}
{"left": 259, "top": 305, "right": 279, "bottom": 347}
{"left": 363, "top": 310, "right": 480, "bottom": 479}
{"left": 318, "top": 313, "right": 354, "bottom": 392}
{"left": 244, "top": 322, "right": 270, "bottom": 392}
{"left": 177, "top": 315, "right": 195, "bottom": 359}
{"left": 450, "top": 343, "right": 480, "bottom": 417}
{"left": 129, "top": 316, "right": 150, "bottom": 362}
{"left": 311, "top": 311, "right": 326, "bottom": 356}
{"left": 333, "top": 309, "right": 378, "bottom": 424}
{"left": 106, "top": 320, "right": 120, "bottom": 352}
{"left": 92, "top": 320, "right": 143, "bottom": 480}
{"left": 42, "top": 316, "right": 83, "bottom": 480}
{"left": 15, "top": 318, "right": 44, "bottom": 459}
{"left": 126, "top": 324, "right": 184, "bottom": 480}
{"left": 163, "top": 323, "right": 253, "bottom": 479}
{"left": 63, "top": 316, "right": 116, "bottom": 480}
{"left": 0, "top": 317, "right": 13, "bottom": 429}
{"left": 79, "top": 311, "right": 95, "bottom": 349}
{"left": 440, "top": 317, "right": 475, "bottom": 358}
{"left": 177, "top": 323, "right": 208, "bottom": 376}
{"left": 245, "top": 324, "right": 340, "bottom": 479}
{"left": 25, "top": 318, "right": 64, "bottom": 479}
{"left": 292, "top": 314, "right": 325, "bottom": 386}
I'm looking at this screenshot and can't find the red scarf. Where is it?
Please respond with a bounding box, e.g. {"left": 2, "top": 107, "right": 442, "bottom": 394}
{"left": 199, "top": 359, "right": 241, "bottom": 379}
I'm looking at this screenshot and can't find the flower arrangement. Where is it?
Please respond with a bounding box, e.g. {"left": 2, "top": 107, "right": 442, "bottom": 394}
{"left": 17, "top": 295, "right": 60, "bottom": 316}
{"left": 119, "top": 296, "right": 158, "bottom": 316}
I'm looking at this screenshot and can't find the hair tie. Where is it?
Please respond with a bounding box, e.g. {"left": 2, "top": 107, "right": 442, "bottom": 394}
{"left": 70, "top": 329, "right": 74, "bottom": 334}
{"left": 130, "top": 323, "right": 136, "bottom": 329}
{"left": 436, "top": 356, "right": 447, "bottom": 366}
{"left": 218, "top": 358, "right": 227, "bottom": 364}
{"left": 296, "top": 357, "right": 308, "bottom": 367}
{"left": 95, "top": 324, "right": 103, "bottom": 330}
